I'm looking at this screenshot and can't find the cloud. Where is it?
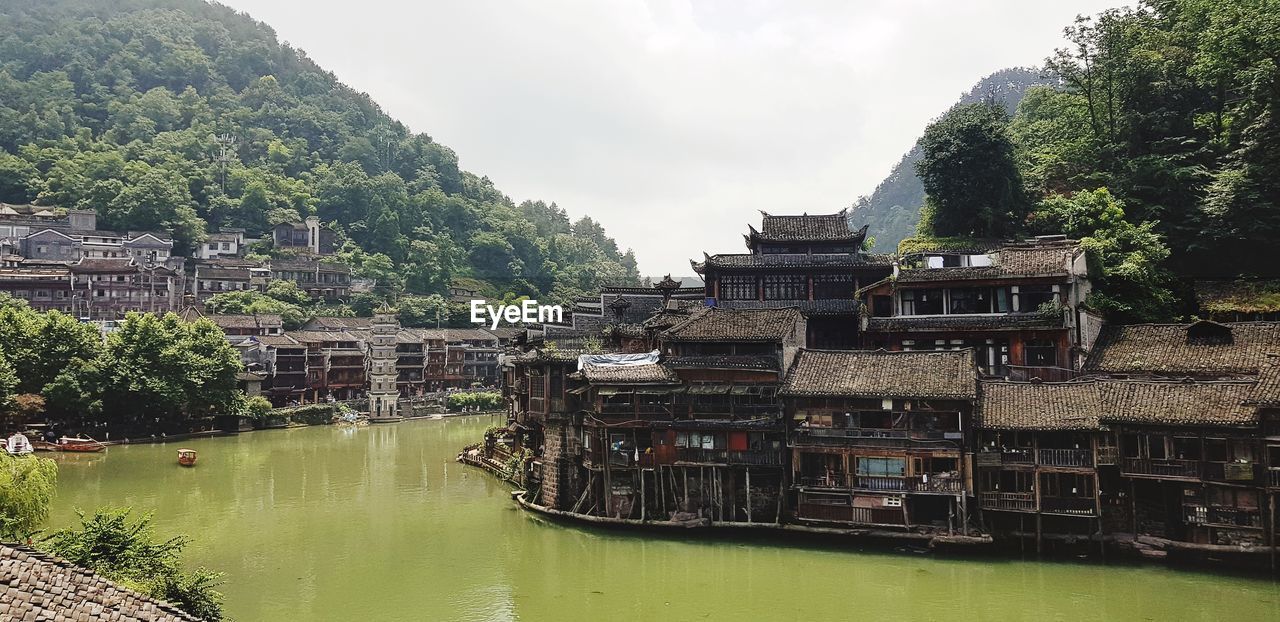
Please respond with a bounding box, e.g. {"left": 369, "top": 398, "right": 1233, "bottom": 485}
{"left": 220, "top": 0, "right": 1120, "bottom": 274}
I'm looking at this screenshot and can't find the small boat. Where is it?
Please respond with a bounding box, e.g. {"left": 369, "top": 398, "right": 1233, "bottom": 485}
{"left": 4, "top": 433, "right": 33, "bottom": 455}
{"left": 57, "top": 436, "right": 106, "bottom": 453}
{"left": 177, "top": 448, "right": 197, "bottom": 467}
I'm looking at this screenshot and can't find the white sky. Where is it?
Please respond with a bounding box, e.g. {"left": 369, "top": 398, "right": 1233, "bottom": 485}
{"left": 217, "top": 0, "right": 1122, "bottom": 276}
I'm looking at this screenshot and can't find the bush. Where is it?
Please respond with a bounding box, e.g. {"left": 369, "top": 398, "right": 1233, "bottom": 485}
{"left": 240, "top": 395, "right": 273, "bottom": 420}
{"left": 42, "top": 508, "right": 225, "bottom": 621}
{"left": 447, "top": 391, "right": 503, "bottom": 412}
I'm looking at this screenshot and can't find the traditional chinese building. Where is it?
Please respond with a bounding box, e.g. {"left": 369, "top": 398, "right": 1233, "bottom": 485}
{"left": 782, "top": 349, "right": 977, "bottom": 533}
{"left": 692, "top": 209, "right": 892, "bottom": 348}
{"left": 859, "top": 237, "right": 1097, "bottom": 380}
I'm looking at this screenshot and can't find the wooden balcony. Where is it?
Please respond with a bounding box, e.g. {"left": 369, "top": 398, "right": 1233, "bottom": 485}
{"left": 979, "top": 491, "right": 1035, "bottom": 512}
{"left": 675, "top": 447, "right": 784, "bottom": 466}
{"left": 1037, "top": 448, "right": 1093, "bottom": 468}
{"left": 1040, "top": 496, "right": 1096, "bottom": 516}
{"left": 1096, "top": 445, "right": 1119, "bottom": 465}
{"left": 1202, "top": 461, "right": 1260, "bottom": 483}
{"left": 795, "top": 427, "right": 963, "bottom": 448}
{"left": 1186, "top": 506, "right": 1264, "bottom": 529}
{"left": 799, "top": 473, "right": 963, "bottom": 493}
{"left": 796, "top": 503, "right": 908, "bottom": 527}
{"left": 1121, "top": 457, "right": 1200, "bottom": 479}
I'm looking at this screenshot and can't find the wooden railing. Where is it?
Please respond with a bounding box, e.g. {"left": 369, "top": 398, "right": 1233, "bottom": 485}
{"left": 1203, "top": 461, "right": 1259, "bottom": 482}
{"left": 796, "top": 503, "right": 907, "bottom": 526}
{"left": 675, "top": 448, "right": 784, "bottom": 466}
{"left": 1038, "top": 448, "right": 1093, "bottom": 468}
{"left": 800, "top": 473, "right": 963, "bottom": 493}
{"left": 1122, "top": 457, "right": 1200, "bottom": 479}
{"left": 1096, "top": 445, "right": 1119, "bottom": 465}
{"left": 979, "top": 491, "right": 1035, "bottom": 512}
{"left": 1040, "top": 496, "right": 1096, "bottom": 516}
{"left": 1187, "top": 506, "right": 1264, "bottom": 528}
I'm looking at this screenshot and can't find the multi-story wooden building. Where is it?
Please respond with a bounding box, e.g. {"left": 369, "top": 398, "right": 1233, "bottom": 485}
{"left": 692, "top": 210, "right": 892, "bottom": 348}
{"left": 782, "top": 349, "right": 977, "bottom": 533}
{"left": 859, "top": 237, "right": 1096, "bottom": 380}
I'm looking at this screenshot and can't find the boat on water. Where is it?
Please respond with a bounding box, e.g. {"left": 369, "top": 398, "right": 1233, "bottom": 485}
{"left": 177, "top": 448, "right": 197, "bottom": 467}
{"left": 4, "top": 432, "right": 33, "bottom": 455}
{"left": 54, "top": 436, "right": 106, "bottom": 453}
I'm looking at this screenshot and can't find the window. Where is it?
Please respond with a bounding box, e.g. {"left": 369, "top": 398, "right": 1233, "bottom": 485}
{"left": 1024, "top": 339, "right": 1057, "bottom": 367}
{"left": 812, "top": 274, "right": 853, "bottom": 300}
{"left": 949, "top": 288, "right": 989, "bottom": 314}
{"left": 856, "top": 457, "right": 905, "bottom": 477}
{"left": 221, "top": 242, "right": 231, "bottom": 250}
{"left": 719, "top": 275, "right": 757, "bottom": 300}
{"left": 208, "top": 244, "right": 218, "bottom": 250}
{"left": 763, "top": 274, "right": 806, "bottom": 300}
{"left": 1019, "top": 285, "right": 1056, "bottom": 311}
{"left": 900, "top": 289, "right": 943, "bottom": 315}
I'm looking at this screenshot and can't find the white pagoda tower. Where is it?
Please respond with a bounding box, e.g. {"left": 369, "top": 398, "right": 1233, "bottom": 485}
{"left": 367, "top": 303, "right": 402, "bottom": 423}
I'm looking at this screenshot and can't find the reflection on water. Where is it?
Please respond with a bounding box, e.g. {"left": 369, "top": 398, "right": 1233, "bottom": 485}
{"left": 50, "top": 416, "right": 1280, "bottom": 621}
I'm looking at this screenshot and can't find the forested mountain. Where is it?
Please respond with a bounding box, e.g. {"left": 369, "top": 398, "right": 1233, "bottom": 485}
{"left": 905, "top": 0, "right": 1280, "bottom": 321}
{"left": 851, "top": 68, "right": 1052, "bottom": 252}
{"left": 0, "top": 0, "right": 641, "bottom": 305}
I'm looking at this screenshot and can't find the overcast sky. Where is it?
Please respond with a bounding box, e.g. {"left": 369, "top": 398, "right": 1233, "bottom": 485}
{"left": 218, "top": 0, "right": 1121, "bottom": 276}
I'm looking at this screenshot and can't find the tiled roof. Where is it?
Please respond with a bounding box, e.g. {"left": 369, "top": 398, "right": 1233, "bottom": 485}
{"left": 197, "top": 267, "right": 249, "bottom": 279}
{"left": 581, "top": 363, "right": 680, "bottom": 384}
{"left": 1084, "top": 321, "right": 1280, "bottom": 376}
{"left": 753, "top": 210, "right": 860, "bottom": 242}
{"left": 780, "top": 349, "right": 977, "bottom": 399}
{"left": 1195, "top": 279, "right": 1280, "bottom": 314}
{"left": 70, "top": 258, "right": 138, "bottom": 274}
{"left": 443, "top": 328, "right": 501, "bottom": 343}
{"left": 1100, "top": 380, "right": 1256, "bottom": 426}
{"left": 1248, "top": 356, "right": 1280, "bottom": 406}
{"left": 662, "top": 307, "right": 802, "bottom": 342}
{"left": 978, "top": 381, "right": 1103, "bottom": 430}
{"left": 254, "top": 334, "right": 303, "bottom": 348}
{"left": 978, "top": 378, "right": 1259, "bottom": 429}
{"left": 284, "top": 330, "right": 360, "bottom": 344}
{"left": 304, "top": 316, "right": 373, "bottom": 330}
{"left": 0, "top": 543, "right": 198, "bottom": 621}
{"left": 270, "top": 258, "right": 350, "bottom": 273}
{"left": 694, "top": 252, "right": 892, "bottom": 271}
{"left": 867, "top": 312, "right": 1062, "bottom": 332}
{"left": 897, "top": 241, "right": 1079, "bottom": 283}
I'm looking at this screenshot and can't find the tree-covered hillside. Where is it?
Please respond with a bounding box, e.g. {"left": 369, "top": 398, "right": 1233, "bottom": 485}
{"left": 850, "top": 68, "right": 1053, "bottom": 252}
{"left": 0, "top": 0, "right": 641, "bottom": 305}
{"left": 906, "top": 0, "right": 1280, "bottom": 321}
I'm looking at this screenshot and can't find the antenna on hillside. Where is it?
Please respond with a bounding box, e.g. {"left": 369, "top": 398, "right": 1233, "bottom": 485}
{"left": 213, "top": 133, "right": 237, "bottom": 193}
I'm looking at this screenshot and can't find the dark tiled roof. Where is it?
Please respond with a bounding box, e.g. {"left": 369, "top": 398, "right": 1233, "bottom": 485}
{"left": 1084, "top": 321, "right": 1280, "bottom": 376}
{"left": 662, "top": 307, "right": 802, "bottom": 342}
{"left": 717, "top": 299, "right": 860, "bottom": 316}
{"left": 285, "top": 330, "right": 360, "bottom": 344}
{"left": 780, "top": 349, "right": 976, "bottom": 399}
{"left": 1100, "top": 380, "right": 1256, "bottom": 426}
{"left": 754, "top": 210, "right": 860, "bottom": 242}
{"left": 1195, "top": 279, "right": 1280, "bottom": 314}
{"left": 1248, "top": 356, "right": 1280, "bottom": 406}
{"left": 897, "top": 241, "right": 1079, "bottom": 283}
{"left": 581, "top": 363, "right": 680, "bottom": 384}
{"left": 197, "top": 267, "right": 250, "bottom": 280}
{"left": 977, "top": 381, "right": 1103, "bottom": 430}
{"left": 304, "top": 316, "right": 373, "bottom": 330}
{"left": 867, "top": 312, "right": 1062, "bottom": 332}
{"left": 600, "top": 285, "right": 705, "bottom": 296}
{"left": 0, "top": 544, "right": 198, "bottom": 621}
{"left": 255, "top": 334, "right": 303, "bottom": 348}
{"left": 270, "top": 258, "right": 350, "bottom": 273}
{"left": 694, "top": 253, "right": 892, "bottom": 271}
{"left": 70, "top": 258, "right": 138, "bottom": 274}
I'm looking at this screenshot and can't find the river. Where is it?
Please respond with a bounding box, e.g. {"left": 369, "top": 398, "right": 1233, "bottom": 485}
{"left": 47, "top": 415, "right": 1279, "bottom": 621}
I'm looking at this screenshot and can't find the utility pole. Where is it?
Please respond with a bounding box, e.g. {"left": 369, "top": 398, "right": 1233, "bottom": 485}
{"left": 213, "top": 133, "right": 237, "bottom": 193}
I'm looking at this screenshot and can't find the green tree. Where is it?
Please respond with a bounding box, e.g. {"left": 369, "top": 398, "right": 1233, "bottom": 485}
{"left": 916, "top": 101, "right": 1028, "bottom": 238}
{"left": 0, "top": 452, "right": 57, "bottom": 541}
{"left": 43, "top": 508, "right": 226, "bottom": 621}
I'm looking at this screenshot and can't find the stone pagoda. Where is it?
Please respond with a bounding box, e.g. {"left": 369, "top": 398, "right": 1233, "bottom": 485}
{"left": 367, "top": 303, "right": 402, "bottom": 422}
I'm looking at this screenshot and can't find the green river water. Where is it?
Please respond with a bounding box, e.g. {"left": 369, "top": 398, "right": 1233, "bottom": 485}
{"left": 47, "top": 415, "right": 1280, "bottom": 621}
